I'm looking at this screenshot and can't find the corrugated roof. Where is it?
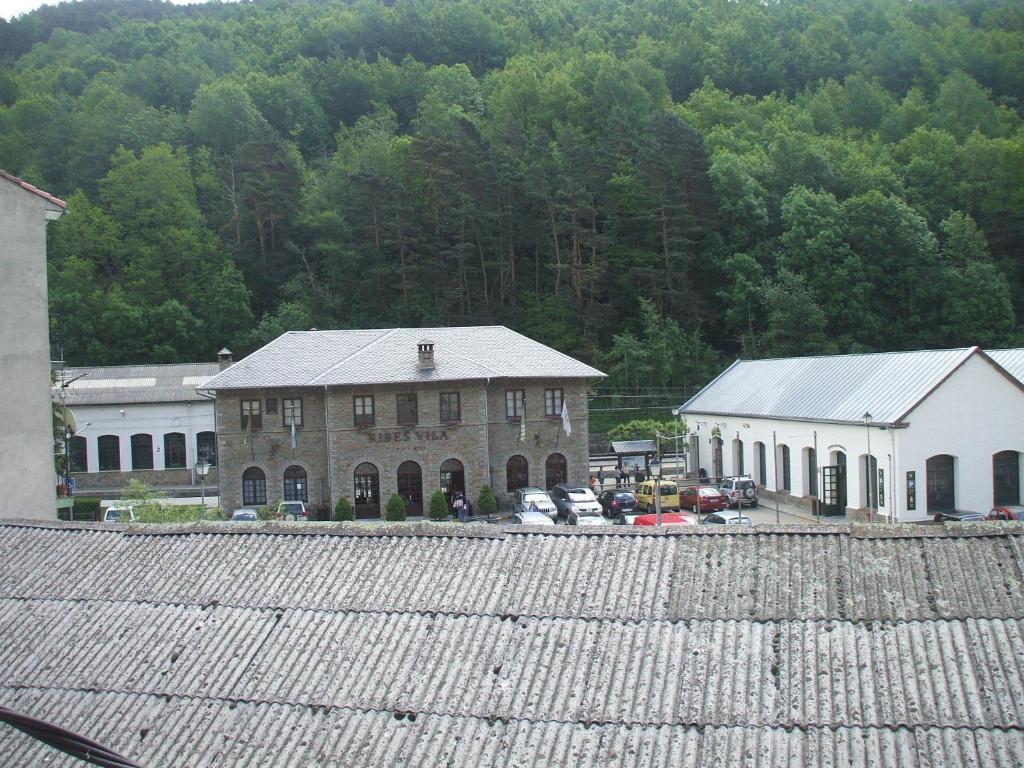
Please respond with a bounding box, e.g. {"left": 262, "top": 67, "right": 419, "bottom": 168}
{"left": 680, "top": 348, "right": 980, "bottom": 425}
{"left": 203, "top": 327, "right": 605, "bottom": 390}
{"left": 612, "top": 439, "right": 658, "bottom": 454}
{"left": 54, "top": 363, "right": 220, "bottom": 405}
{"left": 989, "top": 348, "right": 1024, "bottom": 386}
{"left": 0, "top": 522, "right": 1021, "bottom": 766}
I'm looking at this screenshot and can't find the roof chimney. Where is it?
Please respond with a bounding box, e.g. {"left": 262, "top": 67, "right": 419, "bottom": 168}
{"left": 417, "top": 341, "right": 435, "bottom": 371}
{"left": 218, "top": 348, "right": 233, "bottom": 371}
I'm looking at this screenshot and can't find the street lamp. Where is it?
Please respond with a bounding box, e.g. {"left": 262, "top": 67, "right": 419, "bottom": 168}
{"left": 196, "top": 458, "right": 211, "bottom": 522}
{"left": 649, "top": 456, "right": 662, "bottom": 527}
{"left": 863, "top": 412, "right": 873, "bottom": 523}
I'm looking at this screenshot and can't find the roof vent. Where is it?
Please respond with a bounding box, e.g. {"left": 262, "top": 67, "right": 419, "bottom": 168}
{"left": 218, "top": 348, "right": 233, "bottom": 371}
{"left": 417, "top": 341, "right": 435, "bottom": 371}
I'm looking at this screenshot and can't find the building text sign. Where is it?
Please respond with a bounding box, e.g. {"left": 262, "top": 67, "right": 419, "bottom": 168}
{"left": 365, "top": 428, "right": 451, "bottom": 444}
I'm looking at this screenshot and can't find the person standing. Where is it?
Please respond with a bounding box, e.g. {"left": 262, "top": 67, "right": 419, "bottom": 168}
{"left": 597, "top": 468, "right": 605, "bottom": 488}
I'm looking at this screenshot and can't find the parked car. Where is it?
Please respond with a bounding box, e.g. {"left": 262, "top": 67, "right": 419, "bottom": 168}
{"left": 549, "top": 485, "right": 603, "bottom": 520}
{"left": 509, "top": 508, "right": 556, "bottom": 526}
{"left": 933, "top": 511, "right": 987, "bottom": 523}
{"left": 512, "top": 486, "right": 558, "bottom": 521}
{"left": 102, "top": 506, "right": 135, "bottom": 523}
{"left": 230, "top": 508, "right": 259, "bottom": 521}
{"left": 987, "top": 506, "right": 1024, "bottom": 521}
{"left": 276, "top": 501, "right": 308, "bottom": 521}
{"left": 634, "top": 480, "right": 680, "bottom": 513}
{"left": 633, "top": 512, "right": 695, "bottom": 526}
{"left": 701, "top": 511, "right": 753, "bottom": 526}
{"left": 597, "top": 490, "right": 637, "bottom": 518}
{"left": 719, "top": 476, "right": 759, "bottom": 508}
{"left": 680, "top": 485, "right": 728, "bottom": 513}
{"left": 613, "top": 511, "right": 643, "bottom": 526}
{"left": 568, "top": 506, "right": 611, "bottom": 526}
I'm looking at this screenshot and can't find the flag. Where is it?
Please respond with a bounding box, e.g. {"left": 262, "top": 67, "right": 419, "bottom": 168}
{"left": 518, "top": 411, "right": 526, "bottom": 445}
{"left": 561, "top": 399, "right": 572, "bottom": 437}
{"left": 243, "top": 414, "right": 254, "bottom": 461}
{"left": 290, "top": 415, "right": 297, "bottom": 450}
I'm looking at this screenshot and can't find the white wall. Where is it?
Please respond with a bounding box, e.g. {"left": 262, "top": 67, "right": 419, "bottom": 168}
{"left": 72, "top": 401, "right": 215, "bottom": 473}
{"left": 0, "top": 178, "right": 62, "bottom": 519}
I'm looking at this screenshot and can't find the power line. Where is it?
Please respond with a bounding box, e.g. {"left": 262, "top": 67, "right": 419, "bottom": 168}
{"left": 0, "top": 704, "right": 142, "bottom": 768}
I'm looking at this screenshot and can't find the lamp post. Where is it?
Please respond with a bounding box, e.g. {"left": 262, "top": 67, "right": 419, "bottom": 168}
{"left": 196, "top": 458, "right": 211, "bottom": 522}
{"left": 863, "top": 412, "right": 873, "bottom": 523}
{"left": 650, "top": 456, "right": 662, "bottom": 527}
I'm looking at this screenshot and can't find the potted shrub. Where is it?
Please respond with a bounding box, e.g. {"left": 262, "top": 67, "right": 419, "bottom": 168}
{"left": 333, "top": 496, "right": 354, "bottom": 521}
{"left": 428, "top": 490, "right": 449, "bottom": 521}
{"left": 384, "top": 493, "right": 407, "bottom": 521}
{"left": 476, "top": 485, "right": 497, "bottom": 518}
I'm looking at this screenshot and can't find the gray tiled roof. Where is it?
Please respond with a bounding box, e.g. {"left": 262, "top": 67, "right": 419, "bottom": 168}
{"left": 0, "top": 522, "right": 1022, "bottom": 767}
{"left": 989, "top": 348, "right": 1024, "bottom": 385}
{"left": 611, "top": 439, "right": 658, "bottom": 454}
{"left": 55, "top": 362, "right": 220, "bottom": 406}
{"left": 202, "top": 326, "right": 605, "bottom": 390}
{"left": 680, "top": 347, "right": 984, "bottom": 425}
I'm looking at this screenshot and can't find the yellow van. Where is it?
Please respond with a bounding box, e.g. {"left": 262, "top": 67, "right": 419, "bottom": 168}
{"left": 634, "top": 480, "right": 680, "bottom": 512}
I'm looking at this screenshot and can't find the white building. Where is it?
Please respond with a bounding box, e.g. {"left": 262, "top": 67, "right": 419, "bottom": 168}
{"left": 57, "top": 362, "right": 220, "bottom": 496}
{"left": 1, "top": 170, "right": 65, "bottom": 518}
{"left": 678, "top": 347, "right": 1024, "bottom": 522}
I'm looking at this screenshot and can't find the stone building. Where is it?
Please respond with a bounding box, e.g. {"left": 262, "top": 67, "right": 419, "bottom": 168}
{"left": 202, "top": 327, "right": 604, "bottom": 516}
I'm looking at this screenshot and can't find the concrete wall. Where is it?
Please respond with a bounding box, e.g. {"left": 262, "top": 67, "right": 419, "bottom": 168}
{"left": 0, "top": 176, "right": 62, "bottom": 519}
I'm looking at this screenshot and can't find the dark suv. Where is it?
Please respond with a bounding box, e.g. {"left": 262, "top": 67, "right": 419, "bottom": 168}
{"left": 719, "top": 476, "right": 759, "bottom": 509}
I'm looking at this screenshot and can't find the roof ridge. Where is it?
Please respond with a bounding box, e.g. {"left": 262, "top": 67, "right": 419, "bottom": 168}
{"left": 308, "top": 328, "right": 401, "bottom": 385}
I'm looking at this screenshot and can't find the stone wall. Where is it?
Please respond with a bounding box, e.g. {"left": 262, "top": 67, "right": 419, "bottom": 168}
{"left": 70, "top": 467, "right": 219, "bottom": 493}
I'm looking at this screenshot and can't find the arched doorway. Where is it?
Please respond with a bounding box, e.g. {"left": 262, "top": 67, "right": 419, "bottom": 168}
{"left": 545, "top": 453, "right": 567, "bottom": 489}
{"left": 927, "top": 454, "right": 955, "bottom": 513}
{"left": 440, "top": 458, "right": 465, "bottom": 500}
{"left": 732, "top": 438, "right": 744, "bottom": 477}
{"left": 353, "top": 463, "right": 380, "bottom": 519}
{"left": 506, "top": 455, "right": 529, "bottom": 492}
{"left": 711, "top": 437, "right": 723, "bottom": 482}
{"left": 803, "top": 447, "right": 817, "bottom": 497}
{"left": 284, "top": 465, "right": 308, "bottom": 502}
{"left": 242, "top": 466, "right": 267, "bottom": 506}
{"left": 822, "top": 451, "right": 847, "bottom": 516}
{"left": 994, "top": 451, "right": 1020, "bottom": 506}
{"left": 397, "top": 460, "right": 423, "bottom": 516}
{"left": 753, "top": 442, "right": 766, "bottom": 485}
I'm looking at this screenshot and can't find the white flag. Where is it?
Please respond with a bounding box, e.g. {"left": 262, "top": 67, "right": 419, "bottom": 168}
{"left": 290, "top": 416, "right": 297, "bottom": 449}
{"left": 560, "top": 399, "right": 572, "bottom": 437}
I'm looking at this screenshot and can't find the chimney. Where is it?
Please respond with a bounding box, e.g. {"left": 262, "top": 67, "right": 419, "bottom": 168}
{"left": 417, "top": 341, "right": 435, "bottom": 371}
{"left": 218, "top": 347, "right": 233, "bottom": 371}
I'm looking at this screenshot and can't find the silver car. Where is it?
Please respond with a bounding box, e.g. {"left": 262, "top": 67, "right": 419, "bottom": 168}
{"left": 509, "top": 508, "right": 556, "bottom": 526}
{"left": 568, "top": 506, "right": 610, "bottom": 526}
{"left": 512, "top": 487, "right": 558, "bottom": 521}
{"left": 701, "top": 511, "right": 753, "bottom": 525}
{"left": 550, "top": 485, "right": 603, "bottom": 520}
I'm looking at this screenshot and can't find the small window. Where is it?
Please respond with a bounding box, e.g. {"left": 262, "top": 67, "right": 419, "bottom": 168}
{"left": 265, "top": 398, "right": 278, "bottom": 415}
{"left": 98, "top": 435, "right": 120, "bottom": 471}
{"left": 506, "top": 390, "right": 524, "bottom": 420}
{"left": 397, "top": 394, "right": 418, "bottom": 426}
{"left": 70, "top": 435, "right": 88, "bottom": 473}
{"left": 164, "top": 432, "right": 186, "bottom": 469}
{"left": 354, "top": 396, "right": 374, "bottom": 427}
{"left": 544, "top": 388, "right": 563, "bottom": 417}
{"left": 282, "top": 398, "right": 303, "bottom": 427}
{"left": 241, "top": 400, "right": 262, "bottom": 432}
{"left": 196, "top": 431, "right": 217, "bottom": 466}
{"left": 130, "top": 434, "right": 154, "bottom": 470}
{"left": 440, "top": 392, "right": 461, "bottom": 423}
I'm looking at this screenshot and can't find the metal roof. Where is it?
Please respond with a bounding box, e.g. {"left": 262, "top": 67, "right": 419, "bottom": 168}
{"left": 680, "top": 347, "right": 982, "bottom": 425}
{"left": 611, "top": 439, "right": 657, "bottom": 454}
{"left": 989, "top": 348, "right": 1024, "bottom": 385}
{"left": 0, "top": 521, "right": 1021, "bottom": 767}
{"left": 54, "top": 363, "right": 220, "bottom": 406}
{"left": 203, "top": 326, "right": 605, "bottom": 390}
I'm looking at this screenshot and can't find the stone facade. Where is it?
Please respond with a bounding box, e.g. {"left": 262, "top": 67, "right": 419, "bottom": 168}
{"left": 216, "top": 378, "right": 591, "bottom": 516}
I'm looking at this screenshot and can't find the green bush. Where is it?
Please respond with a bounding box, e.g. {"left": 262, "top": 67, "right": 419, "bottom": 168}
{"left": 136, "top": 504, "right": 205, "bottom": 523}
{"left": 384, "top": 493, "right": 407, "bottom": 521}
{"left": 334, "top": 496, "right": 354, "bottom": 521}
{"left": 428, "top": 490, "right": 449, "bottom": 520}
{"left": 72, "top": 496, "right": 101, "bottom": 521}
{"left": 477, "top": 485, "right": 497, "bottom": 517}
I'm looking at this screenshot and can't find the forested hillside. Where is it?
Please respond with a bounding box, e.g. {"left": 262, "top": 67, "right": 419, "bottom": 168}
{"left": 2, "top": 0, "right": 1022, "bottom": 395}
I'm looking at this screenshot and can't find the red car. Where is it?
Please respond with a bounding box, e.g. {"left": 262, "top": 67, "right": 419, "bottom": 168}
{"left": 680, "top": 485, "right": 728, "bottom": 513}
{"left": 988, "top": 507, "right": 1024, "bottom": 521}
{"left": 633, "top": 513, "right": 696, "bottom": 526}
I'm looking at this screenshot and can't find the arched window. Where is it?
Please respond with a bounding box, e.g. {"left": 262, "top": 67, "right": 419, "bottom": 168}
{"left": 397, "top": 460, "right": 423, "bottom": 516}
{"left": 778, "top": 444, "right": 791, "bottom": 491}
{"left": 440, "top": 458, "right": 464, "bottom": 495}
{"left": 753, "top": 442, "right": 766, "bottom": 486}
{"left": 242, "top": 466, "right": 267, "bottom": 505}
{"left": 994, "top": 451, "right": 1020, "bottom": 506}
{"left": 354, "top": 463, "right": 380, "bottom": 519}
{"left": 164, "top": 432, "right": 186, "bottom": 469}
{"left": 804, "top": 447, "right": 817, "bottom": 497}
{"left": 545, "top": 453, "right": 567, "bottom": 489}
{"left": 98, "top": 435, "right": 120, "bottom": 471}
{"left": 926, "top": 454, "right": 955, "bottom": 513}
{"left": 861, "top": 454, "right": 878, "bottom": 508}
{"left": 130, "top": 434, "right": 153, "bottom": 470}
{"left": 712, "top": 437, "right": 723, "bottom": 481}
{"left": 733, "top": 438, "right": 744, "bottom": 477}
{"left": 506, "top": 455, "right": 529, "bottom": 492}
{"left": 196, "top": 431, "right": 217, "bottom": 466}
{"left": 70, "top": 435, "right": 88, "bottom": 473}
{"left": 284, "top": 465, "right": 308, "bottom": 502}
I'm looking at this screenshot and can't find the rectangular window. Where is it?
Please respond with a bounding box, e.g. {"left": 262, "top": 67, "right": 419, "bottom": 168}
{"left": 506, "top": 389, "right": 524, "bottom": 420}
{"left": 397, "top": 394, "right": 418, "bottom": 426}
{"left": 241, "top": 400, "right": 262, "bottom": 432}
{"left": 196, "top": 432, "right": 217, "bottom": 466}
{"left": 265, "top": 398, "right": 278, "bottom": 415}
{"left": 440, "top": 392, "right": 461, "bottom": 423}
{"left": 282, "top": 398, "right": 303, "bottom": 427}
{"left": 70, "top": 435, "right": 88, "bottom": 473}
{"left": 544, "top": 388, "right": 563, "bottom": 417}
{"left": 164, "top": 433, "right": 186, "bottom": 469}
{"left": 130, "top": 434, "right": 153, "bottom": 470}
{"left": 98, "top": 435, "right": 120, "bottom": 472}
{"left": 354, "top": 395, "right": 374, "bottom": 428}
